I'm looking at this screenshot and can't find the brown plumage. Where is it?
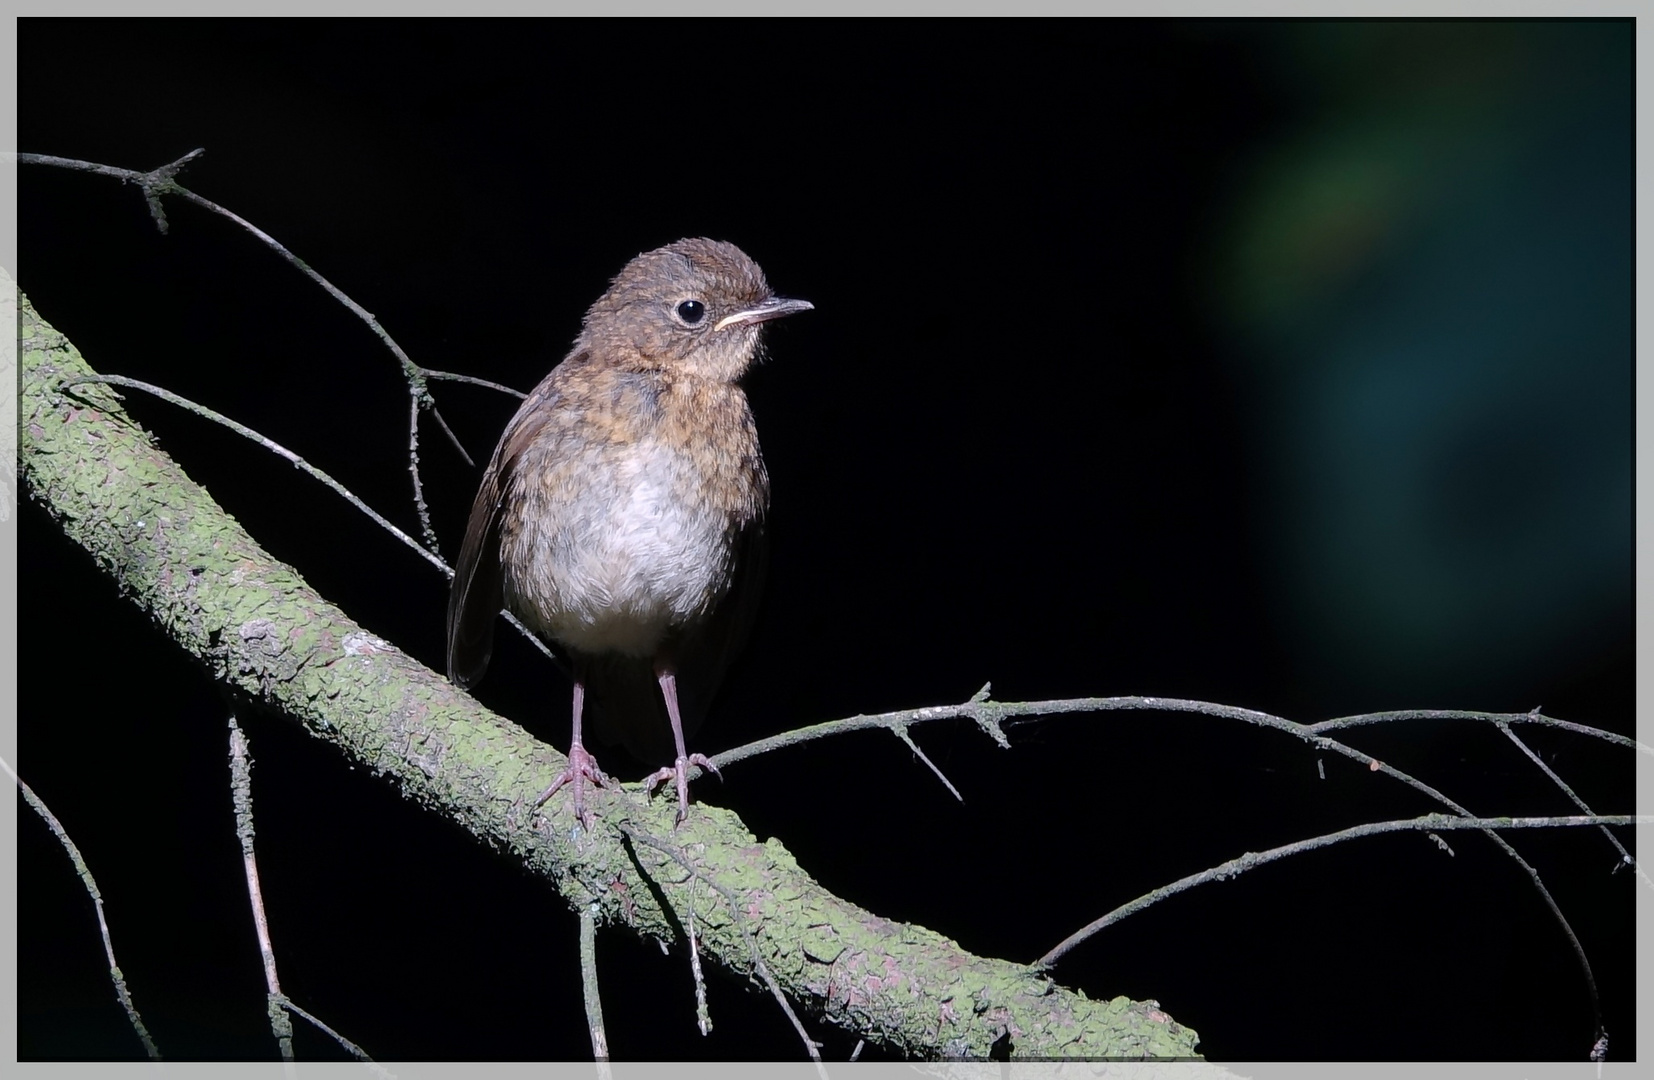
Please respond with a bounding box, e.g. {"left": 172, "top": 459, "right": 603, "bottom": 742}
{"left": 446, "top": 238, "right": 811, "bottom": 825}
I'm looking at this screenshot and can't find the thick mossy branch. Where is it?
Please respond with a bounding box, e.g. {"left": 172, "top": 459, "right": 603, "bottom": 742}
{"left": 15, "top": 278, "right": 1199, "bottom": 1060}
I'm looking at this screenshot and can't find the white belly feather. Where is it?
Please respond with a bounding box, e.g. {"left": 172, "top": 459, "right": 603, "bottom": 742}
{"left": 503, "top": 441, "right": 733, "bottom": 658}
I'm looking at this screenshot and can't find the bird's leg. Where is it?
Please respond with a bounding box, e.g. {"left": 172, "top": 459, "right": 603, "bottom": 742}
{"left": 644, "top": 668, "right": 723, "bottom": 826}
{"left": 534, "top": 676, "right": 612, "bottom": 829}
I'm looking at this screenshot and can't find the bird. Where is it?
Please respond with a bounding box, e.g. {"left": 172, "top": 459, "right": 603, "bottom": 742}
{"left": 445, "top": 238, "right": 812, "bottom": 827}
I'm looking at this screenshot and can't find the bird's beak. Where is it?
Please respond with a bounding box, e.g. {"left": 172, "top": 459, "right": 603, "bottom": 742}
{"left": 714, "top": 296, "right": 814, "bottom": 332}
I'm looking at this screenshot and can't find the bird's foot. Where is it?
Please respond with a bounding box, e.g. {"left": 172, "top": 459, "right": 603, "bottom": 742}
{"left": 534, "top": 742, "right": 613, "bottom": 830}
{"left": 645, "top": 753, "right": 723, "bottom": 826}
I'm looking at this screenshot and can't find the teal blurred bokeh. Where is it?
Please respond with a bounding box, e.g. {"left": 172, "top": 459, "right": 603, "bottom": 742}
{"left": 1208, "top": 21, "right": 1630, "bottom": 708}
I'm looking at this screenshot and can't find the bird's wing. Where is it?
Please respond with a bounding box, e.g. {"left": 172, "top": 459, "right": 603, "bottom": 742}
{"left": 444, "top": 364, "right": 571, "bottom": 687}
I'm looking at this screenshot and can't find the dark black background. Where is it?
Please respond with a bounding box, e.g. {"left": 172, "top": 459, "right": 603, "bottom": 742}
{"left": 17, "top": 19, "right": 1637, "bottom": 1063}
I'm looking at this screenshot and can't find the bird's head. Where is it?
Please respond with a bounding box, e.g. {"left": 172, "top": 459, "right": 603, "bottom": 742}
{"left": 578, "top": 237, "right": 813, "bottom": 381}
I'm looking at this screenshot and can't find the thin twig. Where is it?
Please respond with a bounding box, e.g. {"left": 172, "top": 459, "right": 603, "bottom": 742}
{"left": 501, "top": 611, "right": 563, "bottom": 668}
{"left": 59, "top": 374, "right": 447, "bottom": 575}
{"left": 1035, "top": 812, "right": 1647, "bottom": 969}
{"left": 579, "top": 909, "right": 612, "bottom": 1070}
{"left": 23, "top": 149, "right": 584, "bottom": 675}
{"left": 277, "top": 996, "right": 392, "bottom": 1075}
{"left": 706, "top": 683, "right": 1003, "bottom": 771}
{"left": 1495, "top": 721, "right": 1648, "bottom": 890}
{"left": 57, "top": 373, "right": 562, "bottom": 669}
{"left": 407, "top": 395, "right": 440, "bottom": 554}
{"left": 424, "top": 368, "right": 530, "bottom": 399}
{"left": 688, "top": 904, "right": 712, "bottom": 1037}
{"left": 894, "top": 725, "right": 963, "bottom": 802}
{"left": 132, "top": 158, "right": 449, "bottom": 529}
{"left": 621, "top": 824, "right": 828, "bottom": 1075}
{"left": 711, "top": 693, "right": 1646, "bottom": 770}
{"left": 425, "top": 401, "right": 476, "bottom": 468}
{"left": 16, "top": 150, "right": 471, "bottom": 549}
{"left": 1307, "top": 708, "right": 1650, "bottom": 756}
{"left": 3, "top": 754, "right": 161, "bottom": 1060}
{"left": 228, "top": 717, "right": 294, "bottom": 1062}
{"left": 706, "top": 685, "right": 1628, "bottom": 1048}
{"left": 11, "top": 148, "right": 204, "bottom": 232}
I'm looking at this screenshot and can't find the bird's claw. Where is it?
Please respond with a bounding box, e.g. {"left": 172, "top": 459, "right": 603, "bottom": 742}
{"left": 645, "top": 753, "right": 722, "bottom": 826}
{"left": 534, "top": 742, "right": 613, "bottom": 830}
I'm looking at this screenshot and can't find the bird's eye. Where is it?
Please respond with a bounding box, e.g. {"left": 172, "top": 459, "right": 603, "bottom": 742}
{"left": 676, "top": 299, "right": 706, "bottom": 325}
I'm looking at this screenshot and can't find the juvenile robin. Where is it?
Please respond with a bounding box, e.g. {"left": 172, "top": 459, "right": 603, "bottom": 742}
{"left": 446, "top": 238, "right": 812, "bottom": 826}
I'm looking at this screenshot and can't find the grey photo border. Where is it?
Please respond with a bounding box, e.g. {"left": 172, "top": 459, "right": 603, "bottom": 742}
{"left": 1, "top": 6, "right": 1646, "bottom": 1077}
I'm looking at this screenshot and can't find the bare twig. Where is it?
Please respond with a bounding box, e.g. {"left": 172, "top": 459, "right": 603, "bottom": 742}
{"left": 276, "top": 996, "right": 392, "bottom": 1076}
{"left": 424, "top": 400, "right": 476, "bottom": 468}
{"left": 1307, "top": 708, "right": 1651, "bottom": 756}
{"left": 579, "top": 909, "right": 612, "bottom": 1070}
{"left": 1035, "top": 812, "right": 1648, "bottom": 969}
{"left": 425, "top": 368, "right": 530, "bottom": 400}
{"left": 501, "top": 611, "right": 563, "bottom": 668}
{"left": 228, "top": 716, "right": 294, "bottom": 1062}
{"left": 712, "top": 692, "right": 1645, "bottom": 769}
{"left": 11, "top": 148, "right": 205, "bottom": 232}
{"left": 14, "top": 149, "right": 490, "bottom": 552}
{"left": 1495, "top": 721, "right": 1647, "bottom": 890}
{"left": 406, "top": 395, "right": 440, "bottom": 554}
{"left": 56, "top": 373, "right": 562, "bottom": 671}
{"left": 60, "top": 373, "right": 446, "bottom": 574}
{"left": 3, "top": 754, "right": 160, "bottom": 1060}
{"left": 688, "top": 904, "right": 712, "bottom": 1037}
{"left": 711, "top": 686, "right": 1628, "bottom": 1049}
{"left": 621, "top": 824, "right": 828, "bottom": 1075}
{"left": 894, "top": 726, "right": 963, "bottom": 802}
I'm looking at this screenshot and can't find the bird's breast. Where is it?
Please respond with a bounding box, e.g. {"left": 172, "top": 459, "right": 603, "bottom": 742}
{"left": 499, "top": 428, "right": 761, "bottom": 659}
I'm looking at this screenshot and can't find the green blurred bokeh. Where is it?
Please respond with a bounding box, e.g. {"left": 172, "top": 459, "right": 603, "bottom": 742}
{"left": 1208, "top": 21, "right": 1630, "bottom": 708}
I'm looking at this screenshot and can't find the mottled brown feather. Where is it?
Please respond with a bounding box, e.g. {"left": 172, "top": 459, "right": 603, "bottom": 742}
{"left": 444, "top": 237, "right": 807, "bottom": 781}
